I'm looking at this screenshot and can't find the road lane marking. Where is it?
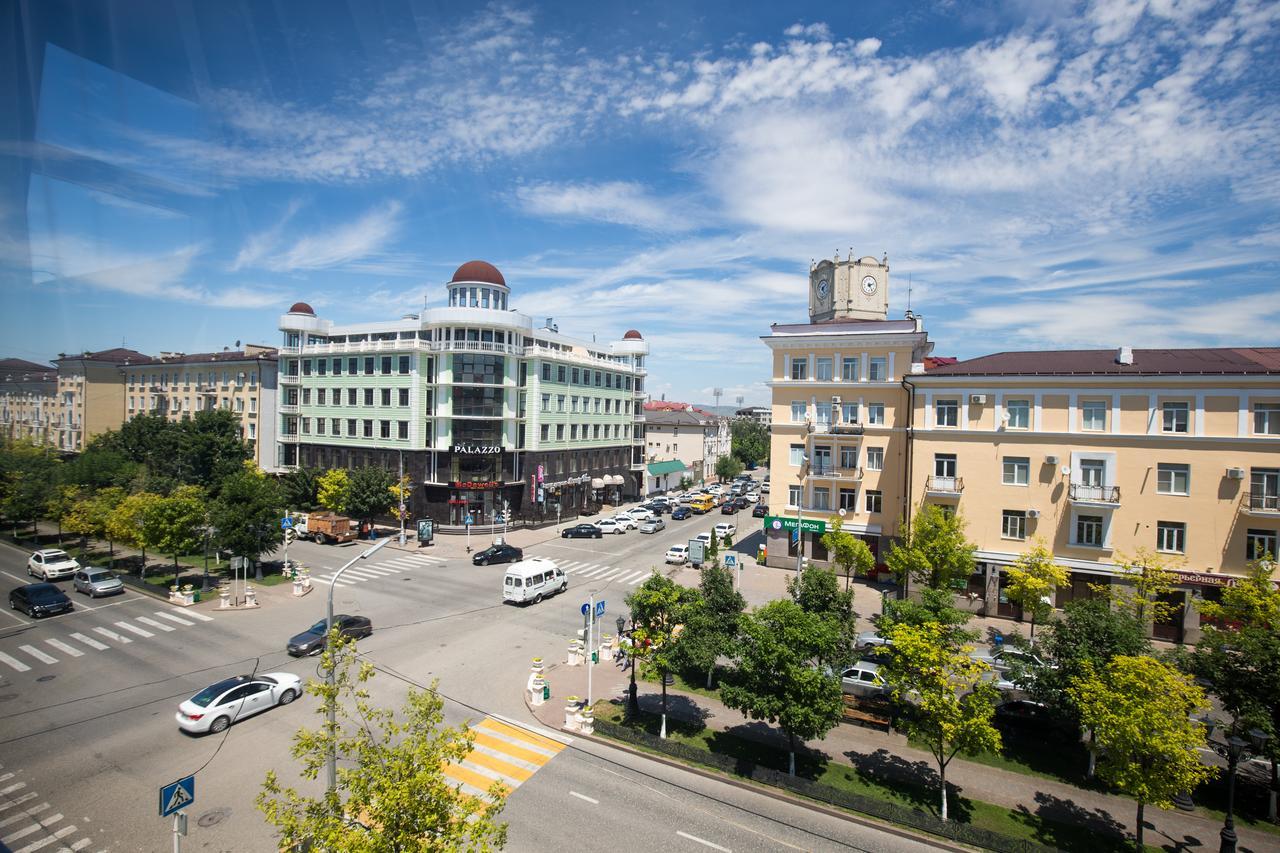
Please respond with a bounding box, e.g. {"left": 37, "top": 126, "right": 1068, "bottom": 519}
{"left": 153, "top": 611, "right": 194, "bottom": 626}
{"left": 569, "top": 791, "right": 598, "bottom": 804}
{"left": 69, "top": 632, "right": 109, "bottom": 650}
{"left": 581, "top": 566, "right": 608, "bottom": 577}
{"left": 180, "top": 608, "right": 214, "bottom": 622}
{"left": 1, "top": 804, "right": 46, "bottom": 828}
{"left": 134, "top": 617, "right": 174, "bottom": 632}
{"left": 2, "top": 812, "right": 61, "bottom": 844}
{"left": 115, "top": 621, "right": 153, "bottom": 638}
{"left": 596, "top": 569, "right": 623, "bottom": 580}
{"left": 18, "top": 645, "right": 56, "bottom": 665}
{"left": 0, "top": 651, "right": 31, "bottom": 672}
{"left": 676, "top": 830, "right": 731, "bottom": 852}
{"left": 43, "top": 639, "right": 83, "bottom": 657}
{"left": 92, "top": 626, "right": 130, "bottom": 644}
{"left": 13, "top": 822, "right": 77, "bottom": 853}
{"left": 69, "top": 838, "right": 91, "bottom": 851}
{"left": 0, "top": 792, "right": 37, "bottom": 812}
{"left": 0, "top": 782, "right": 27, "bottom": 796}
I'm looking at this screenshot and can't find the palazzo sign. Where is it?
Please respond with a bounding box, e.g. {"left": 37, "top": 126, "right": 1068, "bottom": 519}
{"left": 451, "top": 444, "right": 502, "bottom": 455}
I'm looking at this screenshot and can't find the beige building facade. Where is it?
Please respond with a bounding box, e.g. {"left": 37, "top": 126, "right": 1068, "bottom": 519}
{"left": 53, "top": 348, "right": 148, "bottom": 452}
{"left": 0, "top": 359, "right": 58, "bottom": 446}
{"left": 642, "top": 406, "right": 731, "bottom": 488}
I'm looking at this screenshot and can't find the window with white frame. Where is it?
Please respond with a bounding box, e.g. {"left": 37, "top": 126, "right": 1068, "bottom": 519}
{"left": 791, "top": 401, "right": 807, "bottom": 423}
{"left": 865, "top": 490, "right": 882, "bottom": 514}
{"left": 867, "top": 403, "right": 885, "bottom": 425}
{"left": 815, "top": 357, "right": 833, "bottom": 381}
{"left": 813, "top": 487, "right": 831, "bottom": 510}
{"left": 790, "top": 359, "right": 808, "bottom": 380}
{"left": 1255, "top": 402, "right": 1280, "bottom": 435}
{"left": 868, "top": 357, "right": 887, "bottom": 381}
{"left": 1002, "top": 510, "right": 1027, "bottom": 540}
{"left": 935, "top": 399, "right": 958, "bottom": 427}
{"left": 1075, "top": 514, "right": 1104, "bottom": 547}
{"left": 934, "top": 453, "right": 957, "bottom": 478}
{"left": 841, "top": 402, "right": 858, "bottom": 423}
{"left": 839, "top": 488, "right": 857, "bottom": 510}
{"left": 1002, "top": 457, "right": 1030, "bottom": 485}
{"left": 840, "top": 447, "right": 857, "bottom": 469}
{"left": 1006, "top": 399, "right": 1030, "bottom": 429}
{"left": 865, "top": 447, "right": 883, "bottom": 470}
{"left": 815, "top": 402, "right": 832, "bottom": 425}
{"left": 1156, "top": 463, "right": 1190, "bottom": 495}
{"left": 788, "top": 485, "right": 802, "bottom": 506}
{"left": 1156, "top": 521, "right": 1185, "bottom": 553}
{"left": 1162, "top": 401, "right": 1190, "bottom": 433}
{"left": 789, "top": 444, "right": 805, "bottom": 467}
{"left": 1246, "top": 528, "right": 1277, "bottom": 560}
{"left": 1082, "top": 400, "right": 1107, "bottom": 431}
{"left": 841, "top": 357, "right": 859, "bottom": 381}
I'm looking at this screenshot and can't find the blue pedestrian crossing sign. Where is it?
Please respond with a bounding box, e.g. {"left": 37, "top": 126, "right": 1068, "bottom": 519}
{"left": 159, "top": 775, "right": 195, "bottom": 817}
{"left": 724, "top": 554, "right": 738, "bottom": 569}
{"left": 280, "top": 516, "right": 293, "bottom": 530}
{"left": 464, "top": 514, "right": 474, "bottom": 526}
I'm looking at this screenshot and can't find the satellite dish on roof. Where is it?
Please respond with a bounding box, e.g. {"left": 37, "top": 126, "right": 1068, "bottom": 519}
{"left": 1060, "top": 465, "right": 1071, "bottom": 476}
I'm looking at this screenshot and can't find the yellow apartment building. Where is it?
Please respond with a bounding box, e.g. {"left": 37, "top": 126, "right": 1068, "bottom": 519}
{"left": 53, "top": 348, "right": 149, "bottom": 452}
{"left": 911, "top": 348, "right": 1280, "bottom": 642}
{"left": 0, "top": 359, "right": 58, "bottom": 446}
{"left": 122, "top": 345, "right": 280, "bottom": 471}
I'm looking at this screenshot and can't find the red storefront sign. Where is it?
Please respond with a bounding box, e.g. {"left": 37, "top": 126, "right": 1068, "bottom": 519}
{"left": 451, "top": 481, "right": 500, "bottom": 490}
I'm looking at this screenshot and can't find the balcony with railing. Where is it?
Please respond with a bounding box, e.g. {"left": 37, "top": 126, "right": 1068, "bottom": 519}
{"left": 1068, "top": 483, "right": 1121, "bottom": 506}
{"left": 1242, "top": 492, "right": 1279, "bottom": 516}
{"left": 810, "top": 464, "right": 863, "bottom": 482}
{"left": 278, "top": 402, "right": 299, "bottom": 415}
{"left": 925, "top": 475, "right": 964, "bottom": 497}
{"left": 279, "top": 374, "right": 301, "bottom": 386}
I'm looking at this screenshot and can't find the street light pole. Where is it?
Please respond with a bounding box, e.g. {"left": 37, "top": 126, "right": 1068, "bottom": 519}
{"left": 326, "top": 537, "right": 391, "bottom": 794}
{"left": 1200, "top": 719, "right": 1271, "bottom": 853}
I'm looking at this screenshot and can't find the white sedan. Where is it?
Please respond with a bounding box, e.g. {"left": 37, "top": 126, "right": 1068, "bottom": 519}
{"left": 713, "top": 522, "right": 736, "bottom": 538}
{"left": 28, "top": 549, "right": 81, "bottom": 581}
{"left": 596, "top": 519, "right": 625, "bottom": 535}
{"left": 176, "top": 672, "right": 302, "bottom": 734}
{"left": 665, "top": 545, "right": 688, "bottom": 564}
{"left": 612, "top": 515, "right": 638, "bottom": 531}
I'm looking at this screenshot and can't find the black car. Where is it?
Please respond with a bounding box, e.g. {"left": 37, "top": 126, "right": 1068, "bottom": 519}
{"left": 752, "top": 504, "right": 768, "bottom": 518}
{"left": 733, "top": 497, "right": 751, "bottom": 509}
{"left": 287, "top": 614, "right": 373, "bottom": 656}
{"left": 562, "top": 523, "right": 603, "bottom": 539}
{"left": 641, "top": 502, "right": 668, "bottom": 515}
{"left": 473, "top": 543, "right": 523, "bottom": 566}
{"left": 9, "top": 583, "right": 73, "bottom": 618}
{"left": 720, "top": 502, "right": 738, "bottom": 514}
{"left": 992, "top": 700, "right": 1066, "bottom": 737}
{"left": 670, "top": 506, "right": 692, "bottom": 520}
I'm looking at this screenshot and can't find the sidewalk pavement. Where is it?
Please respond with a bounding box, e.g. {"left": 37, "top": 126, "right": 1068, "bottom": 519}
{"left": 526, "top": 652, "right": 1275, "bottom": 852}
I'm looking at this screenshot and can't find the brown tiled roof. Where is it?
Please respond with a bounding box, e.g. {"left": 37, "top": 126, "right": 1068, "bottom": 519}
{"left": 127, "top": 349, "right": 278, "bottom": 366}
{"left": 924, "top": 347, "right": 1280, "bottom": 377}
{"left": 55, "top": 348, "right": 151, "bottom": 364}
{"left": 924, "top": 356, "right": 957, "bottom": 370}
{"left": 0, "top": 358, "right": 55, "bottom": 373}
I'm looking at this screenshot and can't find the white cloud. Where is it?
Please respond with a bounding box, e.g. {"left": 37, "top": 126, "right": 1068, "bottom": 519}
{"left": 966, "top": 35, "right": 1058, "bottom": 113}
{"left": 260, "top": 202, "right": 402, "bottom": 272}
{"left": 516, "top": 181, "right": 693, "bottom": 231}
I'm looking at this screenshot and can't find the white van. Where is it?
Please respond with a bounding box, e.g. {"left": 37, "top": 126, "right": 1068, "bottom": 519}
{"left": 503, "top": 557, "right": 568, "bottom": 605}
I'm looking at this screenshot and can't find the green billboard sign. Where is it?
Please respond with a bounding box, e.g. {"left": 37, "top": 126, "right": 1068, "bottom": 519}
{"left": 763, "top": 516, "right": 827, "bottom": 535}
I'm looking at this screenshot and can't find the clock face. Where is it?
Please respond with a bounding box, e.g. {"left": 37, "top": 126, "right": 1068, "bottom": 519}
{"left": 861, "top": 275, "right": 877, "bottom": 295}
{"left": 816, "top": 278, "right": 829, "bottom": 299}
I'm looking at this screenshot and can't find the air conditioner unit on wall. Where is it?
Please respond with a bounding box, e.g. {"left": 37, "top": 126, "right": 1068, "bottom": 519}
{"left": 1226, "top": 467, "right": 1245, "bottom": 480}
{"left": 1045, "top": 455, "right": 1060, "bottom": 465}
{"left": 970, "top": 394, "right": 987, "bottom": 404}
{"left": 1027, "top": 509, "right": 1041, "bottom": 519}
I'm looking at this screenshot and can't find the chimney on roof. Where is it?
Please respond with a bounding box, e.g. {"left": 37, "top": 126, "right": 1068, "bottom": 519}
{"left": 1116, "top": 346, "right": 1134, "bottom": 365}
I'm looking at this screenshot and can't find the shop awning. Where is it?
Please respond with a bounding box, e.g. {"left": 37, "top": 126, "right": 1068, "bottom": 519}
{"left": 646, "top": 460, "right": 688, "bottom": 477}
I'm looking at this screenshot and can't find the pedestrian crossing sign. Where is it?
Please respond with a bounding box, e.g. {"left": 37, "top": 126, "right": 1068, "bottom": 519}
{"left": 159, "top": 774, "right": 195, "bottom": 817}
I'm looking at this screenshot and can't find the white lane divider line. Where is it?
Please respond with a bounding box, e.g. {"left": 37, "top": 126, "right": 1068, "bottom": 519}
{"left": 0, "top": 781, "right": 27, "bottom": 796}
{"left": 69, "top": 838, "right": 92, "bottom": 851}
{"left": 2, "top": 811, "right": 61, "bottom": 844}
{"left": 18, "top": 645, "right": 56, "bottom": 665}
{"left": 568, "top": 791, "right": 598, "bottom": 804}
{"left": 676, "top": 830, "right": 731, "bottom": 852}
{"left": 180, "top": 608, "right": 214, "bottom": 622}
{"left": 43, "top": 639, "right": 83, "bottom": 658}
{"left": 0, "top": 802, "right": 45, "bottom": 828}
{"left": 153, "top": 611, "right": 194, "bottom": 626}
{"left": 92, "top": 626, "right": 131, "bottom": 644}
{"left": 580, "top": 566, "right": 608, "bottom": 577}
{"left": 115, "top": 621, "right": 154, "bottom": 638}
{"left": 70, "top": 632, "right": 109, "bottom": 651}
{"left": 0, "top": 651, "right": 31, "bottom": 672}
{"left": 13, "top": 822, "right": 77, "bottom": 853}
{"left": 0, "top": 792, "right": 37, "bottom": 811}
{"left": 134, "top": 617, "right": 175, "bottom": 633}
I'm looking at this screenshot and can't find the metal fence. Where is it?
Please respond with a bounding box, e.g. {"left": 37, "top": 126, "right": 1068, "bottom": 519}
{"left": 593, "top": 719, "right": 1057, "bottom": 853}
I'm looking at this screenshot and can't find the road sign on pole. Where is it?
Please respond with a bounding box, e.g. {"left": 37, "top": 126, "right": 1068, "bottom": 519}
{"left": 160, "top": 774, "right": 195, "bottom": 817}
{"left": 724, "top": 554, "right": 738, "bottom": 569}
{"left": 595, "top": 600, "right": 606, "bottom": 619}
{"left": 581, "top": 602, "right": 590, "bottom": 616}
{"left": 280, "top": 516, "right": 293, "bottom": 530}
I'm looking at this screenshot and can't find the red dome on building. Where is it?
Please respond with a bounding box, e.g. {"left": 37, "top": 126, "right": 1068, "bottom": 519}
{"left": 622, "top": 329, "right": 643, "bottom": 340}
{"left": 450, "top": 260, "right": 506, "bottom": 287}
{"left": 288, "top": 302, "right": 315, "bottom": 315}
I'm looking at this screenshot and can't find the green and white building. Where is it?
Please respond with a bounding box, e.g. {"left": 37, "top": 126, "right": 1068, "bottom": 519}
{"left": 277, "top": 260, "right": 648, "bottom": 524}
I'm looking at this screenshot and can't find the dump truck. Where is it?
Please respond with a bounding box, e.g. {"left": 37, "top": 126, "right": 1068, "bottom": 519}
{"left": 305, "top": 512, "right": 356, "bottom": 545}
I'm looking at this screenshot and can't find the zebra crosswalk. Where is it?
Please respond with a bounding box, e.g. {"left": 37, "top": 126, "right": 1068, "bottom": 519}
{"left": 0, "top": 762, "right": 100, "bottom": 853}
{"left": 442, "top": 717, "right": 567, "bottom": 802}
{"left": 0, "top": 607, "right": 213, "bottom": 673}
{"left": 554, "top": 560, "right": 655, "bottom": 586}
{"left": 314, "top": 552, "right": 448, "bottom": 587}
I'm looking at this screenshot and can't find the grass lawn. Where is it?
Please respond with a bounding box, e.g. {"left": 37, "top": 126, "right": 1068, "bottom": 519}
{"left": 594, "top": 701, "right": 1163, "bottom": 853}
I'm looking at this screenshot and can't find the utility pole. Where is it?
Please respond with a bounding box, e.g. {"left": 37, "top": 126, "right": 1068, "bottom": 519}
{"left": 397, "top": 450, "right": 406, "bottom": 546}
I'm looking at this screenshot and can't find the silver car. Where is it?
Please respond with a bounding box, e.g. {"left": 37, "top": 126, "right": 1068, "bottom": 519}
{"left": 73, "top": 568, "right": 125, "bottom": 598}
{"left": 639, "top": 518, "right": 666, "bottom": 534}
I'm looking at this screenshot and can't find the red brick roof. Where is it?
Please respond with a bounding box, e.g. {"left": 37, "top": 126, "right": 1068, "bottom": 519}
{"left": 924, "top": 347, "right": 1280, "bottom": 377}
{"left": 55, "top": 348, "right": 151, "bottom": 364}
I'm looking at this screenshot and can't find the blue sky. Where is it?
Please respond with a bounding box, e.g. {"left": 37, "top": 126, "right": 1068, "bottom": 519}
{"left": 3, "top": 0, "right": 1278, "bottom": 405}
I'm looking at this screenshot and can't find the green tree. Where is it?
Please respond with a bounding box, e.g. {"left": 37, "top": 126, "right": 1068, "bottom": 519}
{"left": 58, "top": 444, "right": 139, "bottom": 490}
{"left": 874, "top": 586, "right": 976, "bottom": 649}
{"left": 626, "top": 574, "right": 700, "bottom": 738}
{"left": 786, "top": 563, "right": 858, "bottom": 668}
{"left": 886, "top": 504, "right": 976, "bottom": 591}
{"left": 280, "top": 466, "right": 322, "bottom": 511}
{"left": 210, "top": 465, "right": 283, "bottom": 580}
{"left": 880, "top": 621, "right": 1002, "bottom": 820}
{"left": 47, "top": 484, "right": 82, "bottom": 545}
{"left": 178, "top": 409, "right": 251, "bottom": 491}
{"left": 389, "top": 474, "right": 413, "bottom": 521}
{"left": 822, "top": 518, "right": 875, "bottom": 590}
{"left": 106, "top": 491, "right": 164, "bottom": 576}
{"left": 61, "top": 489, "right": 97, "bottom": 553}
{"left": 1002, "top": 540, "right": 1068, "bottom": 642}
{"left": 1190, "top": 559, "right": 1280, "bottom": 819}
{"left": 98, "top": 413, "right": 182, "bottom": 489}
{"left": 730, "top": 417, "right": 769, "bottom": 466}
{"left": 0, "top": 439, "right": 59, "bottom": 536}
{"left": 714, "top": 455, "right": 743, "bottom": 482}
{"left": 149, "top": 485, "right": 207, "bottom": 572}
{"left": 1094, "top": 549, "right": 1180, "bottom": 628}
{"left": 1069, "top": 656, "right": 1216, "bottom": 851}
{"left": 317, "top": 468, "right": 351, "bottom": 514}
{"left": 258, "top": 633, "right": 507, "bottom": 851}
{"left": 347, "top": 466, "right": 396, "bottom": 525}
{"left": 720, "top": 599, "right": 844, "bottom": 776}
{"left": 83, "top": 487, "right": 127, "bottom": 565}
{"left": 677, "top": 564, "right": 745, "bottom": 689}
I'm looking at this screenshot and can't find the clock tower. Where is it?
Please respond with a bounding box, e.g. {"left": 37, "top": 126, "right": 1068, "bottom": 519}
{"left": 809, "top": 252, "right": 890, "bottom": 322}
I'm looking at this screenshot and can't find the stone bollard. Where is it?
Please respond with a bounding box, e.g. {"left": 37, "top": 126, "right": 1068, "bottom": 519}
{"left": 564, "top": 696, "right": 581, "bottom": 731}
{"left": 293, "top": 578, "right": 304, "bottom": 597}
{"left": 567, "top": 641, "right": 583, "bottom": 667}
{"left": 245, "top": 585, "right": 258, "bottom": 607}
{"left": 530, "top": 674, "right": 547, "bottom": 706}
{"left": 578, "top": 705, "right": 594, "bottom": 735}
{"left": 301, "top": 568, "right": 312, "bottom": 589}
{"left": 531, "top": 657, "right": 545, "bottom": 675}
{"left": 219, "top": 588, "right": 230, "bottom": 609}
{"left": 601, "top": 634, "right": 614, "bottom": 657}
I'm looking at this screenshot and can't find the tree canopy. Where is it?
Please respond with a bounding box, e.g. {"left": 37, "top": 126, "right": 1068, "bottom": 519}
{"left": 210, "top": 465, "right": 283, "bottom": 572}
{"left": 714, "top": 455, "right": 744, "bottom": 482}
{"left": 730, "top": 417, "right": 769, "bottom": 466}
{"left": 821, "top": 518, "right": 875, "bottom": 590}
{"left": 1002, "top": 540, "right": 1068, "bottom": 642}
{"left": 676, "top": 564, "right": 745, "bottom": 689}
{"left": 786, "top": 563, "right": 858, "bottom": 668}
{"left": 886, "top": 504, "right": 976, "bottom": 591}
{"left": 317, "top": 468, "right": 351, "bottom": 514}
{"left": 626, "top": 573, "right": 701, "bottom": 737}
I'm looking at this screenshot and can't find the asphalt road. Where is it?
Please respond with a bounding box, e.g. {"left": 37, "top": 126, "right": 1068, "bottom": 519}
{"left": 0, "top": 506, "right": 942, "bottom": 853}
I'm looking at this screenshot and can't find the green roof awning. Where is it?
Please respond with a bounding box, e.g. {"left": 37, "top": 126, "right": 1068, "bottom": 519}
{"left": 646, "top": 460, "right": 688, "bottom": 476}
